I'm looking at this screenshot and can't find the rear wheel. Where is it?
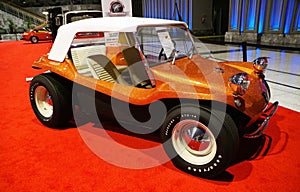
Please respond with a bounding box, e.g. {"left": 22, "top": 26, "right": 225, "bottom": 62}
{"left": 161, "top": 106, "right": 239, "bottom": 178}
{"left": 29, "top": 73, "right": 73, "bottom": 128}
{"left": 30, "top": 36, "right": 39, "bottom": 43}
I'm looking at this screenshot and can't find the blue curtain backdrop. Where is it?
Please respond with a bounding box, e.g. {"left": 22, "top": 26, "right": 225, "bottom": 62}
{"left": 143, "top": 0, "right": 193, "bottom": 29}
{"left": 228, "top": 0, "right": 299, "bottom": 34}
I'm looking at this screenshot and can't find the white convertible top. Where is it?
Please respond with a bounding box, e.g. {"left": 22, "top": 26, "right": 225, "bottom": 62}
{"left": 48, "top": 17, "right": 187, "bottom": 62}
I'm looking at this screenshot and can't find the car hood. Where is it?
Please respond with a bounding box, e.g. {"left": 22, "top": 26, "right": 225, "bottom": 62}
{"left": 150, "top": 55, "right": 253, "bottom": 95}
{"left": 150, "top": 55, "right": 269, "bottom": 118}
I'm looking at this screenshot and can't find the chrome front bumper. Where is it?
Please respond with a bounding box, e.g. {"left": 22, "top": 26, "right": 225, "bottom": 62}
{"left": 243, "top": 101, "right": 279, "bottom": 139}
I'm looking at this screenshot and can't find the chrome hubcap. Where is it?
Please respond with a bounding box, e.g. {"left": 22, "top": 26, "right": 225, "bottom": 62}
{"left": 172, "top": 119, "right": 217, "bottom": 165}
{"left": 34, "top": 86, "right": 53, "bottom": 118}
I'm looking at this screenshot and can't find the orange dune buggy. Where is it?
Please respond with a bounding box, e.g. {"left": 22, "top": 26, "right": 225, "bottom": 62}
{"left": 29, "top": 17, "right": 278, "bottom": 178}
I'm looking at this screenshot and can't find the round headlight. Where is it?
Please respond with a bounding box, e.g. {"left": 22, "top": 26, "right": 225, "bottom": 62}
{"left": 229, "top": 72, "right": 250, "bottom": 96}
{"left": 252, "top": 57, "right": 269, "bottom": 73}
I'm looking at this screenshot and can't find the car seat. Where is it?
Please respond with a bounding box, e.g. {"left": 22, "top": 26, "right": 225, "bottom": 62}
{"left": 87, "top": 54, "right": 129, "bottom": 85}
{"left": 122, "top": 47, "right": 155, "bottom": 88}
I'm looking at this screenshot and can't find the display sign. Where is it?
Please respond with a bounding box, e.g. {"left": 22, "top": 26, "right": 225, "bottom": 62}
{"left": 156, "top": 28, "right": 175, "bottom": 58}
{"left": 104, "top": 32, "right": 119, "bottom": 46}
{"left": 101, "top": 0, "right": 132, "bottom": 17}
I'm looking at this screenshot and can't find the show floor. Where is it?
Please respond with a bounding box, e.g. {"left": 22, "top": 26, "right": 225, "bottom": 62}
{"left": 202, "top": 43, "right": 300, "bottom": 112}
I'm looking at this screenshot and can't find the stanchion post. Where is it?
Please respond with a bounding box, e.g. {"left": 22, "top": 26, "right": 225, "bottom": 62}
{"left": 242, "top": 41, "right": 247, "bottom": 62}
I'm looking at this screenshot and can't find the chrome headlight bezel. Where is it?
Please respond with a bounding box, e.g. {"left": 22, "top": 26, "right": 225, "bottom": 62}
{"left": 228, "top": 72, "right": 250, "bottom": 96}
{"left": 252, "top": 57, "right": 269, "bottom": 74}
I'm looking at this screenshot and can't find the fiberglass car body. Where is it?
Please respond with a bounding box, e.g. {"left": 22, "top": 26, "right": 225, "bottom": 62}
{"left": 29, "top": 17, "right": 278, "bottom": 178}
{"left": 21, "top": 27, "right": 52, "bottom": 43}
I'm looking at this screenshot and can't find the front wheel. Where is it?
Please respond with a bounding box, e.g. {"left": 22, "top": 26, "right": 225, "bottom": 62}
{"left": 29, "top": 73, "right": 73, "bottom": 128}
{"left": 30, "top": 36, "right": 39, "bottom": 43}
{"left": 161, "top": 106, "right": 239, "bottom": 178}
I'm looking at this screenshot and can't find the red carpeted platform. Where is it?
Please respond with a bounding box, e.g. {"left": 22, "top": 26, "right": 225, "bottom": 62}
{"left": 0, "top": 41, "right": 299, "bottom": 191}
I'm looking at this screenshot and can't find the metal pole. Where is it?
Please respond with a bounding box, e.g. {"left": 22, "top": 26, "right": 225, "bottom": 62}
{"left": 242, "top": 41, "right": 247, "bottom": 62}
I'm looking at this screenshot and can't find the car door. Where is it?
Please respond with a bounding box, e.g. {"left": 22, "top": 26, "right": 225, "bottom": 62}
{"left": 37, "top": 28, "right": 51, "bottom": 40}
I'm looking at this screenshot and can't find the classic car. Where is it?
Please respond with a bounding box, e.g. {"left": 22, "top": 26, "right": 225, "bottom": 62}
{"left": 29, "top": 17, "right": 278, "bottom": 178}
{"left": 21, "top": 27, "right": 52, "bottom": 43}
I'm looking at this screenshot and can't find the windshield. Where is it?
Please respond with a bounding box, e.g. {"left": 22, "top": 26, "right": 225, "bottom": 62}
{"left": 136, "top": 26, "right": 202, "bottom": 66}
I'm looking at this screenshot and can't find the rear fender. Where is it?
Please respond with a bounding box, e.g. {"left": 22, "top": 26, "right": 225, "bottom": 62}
{"left": 32, "top": 55, "right": 76, "bottom": 81}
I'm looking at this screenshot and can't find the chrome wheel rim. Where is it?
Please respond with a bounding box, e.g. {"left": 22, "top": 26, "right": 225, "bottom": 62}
{"left": 34, "top": 86, "right": 53, "bottom": 118}
{"left": 172, "top": 119, "right": 217, "bottom": 165}
{"left": 32, "top": 37, "right": 37, "bottom": 43}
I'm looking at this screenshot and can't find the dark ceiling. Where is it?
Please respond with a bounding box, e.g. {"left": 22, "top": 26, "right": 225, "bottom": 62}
{"left": 9, "top": 0, "right": 101, "bottom": 7}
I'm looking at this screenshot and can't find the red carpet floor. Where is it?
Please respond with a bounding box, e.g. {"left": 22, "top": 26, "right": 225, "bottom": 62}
{"left": 0, "top": 41, "right": 299, "bottom": 192}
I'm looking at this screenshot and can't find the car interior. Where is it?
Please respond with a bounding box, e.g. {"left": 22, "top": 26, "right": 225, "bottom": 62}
{"left": 70, "top": 43, "right": 155, "bottom": 89}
